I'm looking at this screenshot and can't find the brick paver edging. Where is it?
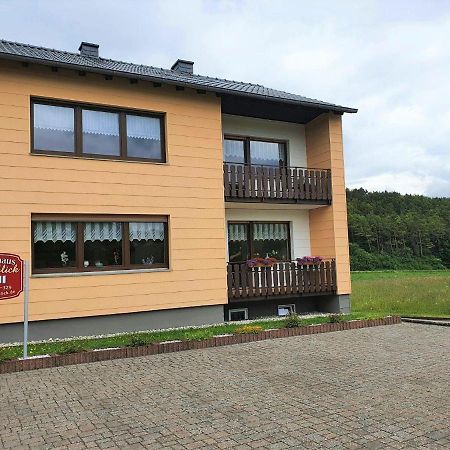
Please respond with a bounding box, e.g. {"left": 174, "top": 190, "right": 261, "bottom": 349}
{"left": 0, "top": 316, "right": 401, "bottom": 374}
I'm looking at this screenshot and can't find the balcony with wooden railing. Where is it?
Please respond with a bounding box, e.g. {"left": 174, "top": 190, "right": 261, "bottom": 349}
{"left": 227, "top": 260, "right": 336, "bottom": 302}
{"left": 223, "top": 163, "right": 332, "bottom": 204}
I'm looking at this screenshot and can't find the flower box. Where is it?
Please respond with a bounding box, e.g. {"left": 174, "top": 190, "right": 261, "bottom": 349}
{"left": 296, "top": 256, "right": 323, "bottom": 266}
{"left": 246, "top": 257, "right": 278, "bottom": 268}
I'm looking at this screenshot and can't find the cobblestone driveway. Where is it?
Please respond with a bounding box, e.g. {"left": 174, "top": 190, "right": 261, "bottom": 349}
{"left": 1, "top": 323, "right": 449, "bottom": 449}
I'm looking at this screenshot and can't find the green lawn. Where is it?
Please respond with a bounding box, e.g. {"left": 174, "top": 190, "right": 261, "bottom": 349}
{"left": 0, "top": 313, "right": 378, "bottom": 362}
{"left": 351, "top": 270, "right": 450, "bottom": 318}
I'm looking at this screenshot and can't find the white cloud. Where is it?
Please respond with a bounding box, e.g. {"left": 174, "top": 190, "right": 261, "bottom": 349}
{"left": 0, "top": 0, "right": 449, "bottom": 197}
{"left": 347, "top": 172, "right": 436, "bottom": 196}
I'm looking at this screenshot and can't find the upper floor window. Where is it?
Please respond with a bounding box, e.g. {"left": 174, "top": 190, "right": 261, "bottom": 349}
{"left": 224, "top": 136, "right": 287, "bottom": 167}
{"left": 32, "top": 100, "right": 165, "bottom": 162}
{"left": 33, "top": 104, "right": 75, "bottom": 153}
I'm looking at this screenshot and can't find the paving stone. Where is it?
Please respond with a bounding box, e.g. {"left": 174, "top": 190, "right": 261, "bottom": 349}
{"left": 0, "top": 323, "right": 449, "bottom": 449}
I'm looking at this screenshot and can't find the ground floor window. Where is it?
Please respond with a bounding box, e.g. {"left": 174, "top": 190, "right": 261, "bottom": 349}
{"left": 228, "top": 308, "right": 248, "bottom": 321}
{"left": 228, "top": 221, "right": 290, "bottom": 262}
{"left": 277, "top": 304, "right": 296, "bottom": 316}
{"left": 32, "top": 215, "right": 168, "bottom": 274}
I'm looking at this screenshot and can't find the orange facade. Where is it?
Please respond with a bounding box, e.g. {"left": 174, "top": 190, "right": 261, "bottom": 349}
{"left": 0, "top": 57, "right": 351, "bottom": 326}
{"left": 0, "top": 60, "right": 227, "bottom": 324}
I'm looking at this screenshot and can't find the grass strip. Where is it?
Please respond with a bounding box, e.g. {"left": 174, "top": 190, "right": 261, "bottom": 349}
{"left": 0, "top": 313, "right": 384, "bottom": 362}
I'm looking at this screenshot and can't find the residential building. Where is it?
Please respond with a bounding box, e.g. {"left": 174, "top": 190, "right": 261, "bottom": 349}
{"left": 0, "top": 40, "right": 357, "bottom": 342}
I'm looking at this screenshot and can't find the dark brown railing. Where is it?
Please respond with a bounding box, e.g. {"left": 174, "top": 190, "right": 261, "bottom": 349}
{"left": 223, "top": 163, "right": 332, "bottom": 203}
{"left": 227, "top": 260, "right": 336, "bottom": 301}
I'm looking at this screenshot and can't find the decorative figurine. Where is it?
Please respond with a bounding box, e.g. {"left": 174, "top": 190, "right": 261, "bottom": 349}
{"left": 61, "top": 251, "right": 69, "bottom": 266}
{"left": 142, "top": 256, "right": 155, "bottom": 265}
{"left": 113, "top": 250, "right": 120, "bottom": 265}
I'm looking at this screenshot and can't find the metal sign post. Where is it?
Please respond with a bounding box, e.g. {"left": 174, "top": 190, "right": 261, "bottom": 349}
{"left": 23, "top": 260, "right": 29, "bottom": 359}
{"left": 0, "top": 253, "right": 26, "bottom": 358}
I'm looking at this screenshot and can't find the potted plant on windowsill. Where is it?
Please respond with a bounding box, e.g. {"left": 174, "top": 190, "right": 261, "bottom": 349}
{"left": 296, "top": 256, "right": 323, "bottom": 267}
{"left": 246, "top": 257, "right": 278, "bottom": 268}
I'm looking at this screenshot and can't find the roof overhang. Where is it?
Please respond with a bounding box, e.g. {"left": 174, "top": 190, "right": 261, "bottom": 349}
{"left": 0, "top": 52, "right": 358, "bottom": 119}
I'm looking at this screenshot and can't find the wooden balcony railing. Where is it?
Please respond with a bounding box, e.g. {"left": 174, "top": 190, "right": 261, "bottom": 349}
{"left": 227, "top": 260, "right": 336, "bottom": 301}
{"left": 223, "top": 163, "right": 332, "bottom": 203}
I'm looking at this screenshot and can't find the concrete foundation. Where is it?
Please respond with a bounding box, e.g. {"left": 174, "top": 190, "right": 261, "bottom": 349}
{"left": 0, "top": 305, "right": 224, "bottom": 344}
{"left": 225, "top": 294, "right": 351, "bottom": 320}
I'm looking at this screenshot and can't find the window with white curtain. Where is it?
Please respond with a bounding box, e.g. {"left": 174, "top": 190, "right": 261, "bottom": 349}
{"left": 82, "top": 110, "right": 120, "bottom": 156}
{"left": 227, "top": 222, "right": 290, "bottom": 262}
{"left": 33, "top": 104, "right": 75, "bottom": 152}
{"left": 129, "top": 222, "right": 166, "bottom": 265}
{"left": 32, "top": 216, "right": 168, "bottom": 274}
{"left": 223, "top": 135, "right": 286, "bottom": 167}
{"left": 250, "top": 140, "right": 285, "bottom": 166}
{"left": 32, "top": 100, "right": 165, "bottom": 162}
{"left": 126, "top": 115, "right": 162, "bottom": 159}
{"left": 33, "top": 222, "right": 77, "bottom": 270}
{"left": 224, "top": 139, "right": 245, "bottom": 164}
{"left": 84, "top": 222, "right": 123, "bottom": 267}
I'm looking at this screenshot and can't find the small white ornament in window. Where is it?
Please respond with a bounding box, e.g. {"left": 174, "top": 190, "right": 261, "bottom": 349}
{"left": 61, "top": 251, "right": 69, "bottom": 266}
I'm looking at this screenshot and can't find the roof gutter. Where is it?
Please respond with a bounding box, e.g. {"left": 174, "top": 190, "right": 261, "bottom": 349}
{"left": 0, "top": 53, "right": 358, "bottom": 114}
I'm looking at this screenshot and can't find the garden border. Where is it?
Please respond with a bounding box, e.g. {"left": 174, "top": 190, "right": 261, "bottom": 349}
{"left": 0, "top": 316, "right": 401, "bottom": 374}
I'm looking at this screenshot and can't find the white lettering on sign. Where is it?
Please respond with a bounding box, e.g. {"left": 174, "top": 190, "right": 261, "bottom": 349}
{"left": 0, "top": 264, "right": 19, "bottom": 274}
{"left": 0, "top": 275, "right": 6, "bottom": 284}
{"left": 0, "top": 258, "right": 17, "bottom": 265}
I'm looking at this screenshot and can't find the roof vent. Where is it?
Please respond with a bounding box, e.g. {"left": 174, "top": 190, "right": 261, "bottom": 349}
{"left": 78, "top": 42, "right": 99, "bottom": 58}
{"left": 171, "top": 59, "right": 194, "bottom": 75}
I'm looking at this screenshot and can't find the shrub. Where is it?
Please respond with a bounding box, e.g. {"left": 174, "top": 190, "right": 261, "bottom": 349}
{"left": 234, "top": 325, "right": 264, "bottom": 334}
{"left": 329, "top": 314, "right": 345, "bottom": 323}
{"left": 127, "top": 334, "right": 149, "bottom": 347}
{"left": 283, "top": 313, "right": 303, "bottom": 328}
{"left": 0, "top": 347, "right": 10, "bottom": 362}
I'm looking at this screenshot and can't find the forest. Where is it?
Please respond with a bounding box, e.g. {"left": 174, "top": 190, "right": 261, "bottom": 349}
{"left": 347, "top": 189, "right": 450, "bottom": 270}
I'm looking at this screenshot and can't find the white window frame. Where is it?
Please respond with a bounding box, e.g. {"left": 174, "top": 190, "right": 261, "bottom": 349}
{"left": 277, "top": 304, "right": 296, "bottom": 316}
{"left": 228, "top": 308, "right": 248, "bottom": 321}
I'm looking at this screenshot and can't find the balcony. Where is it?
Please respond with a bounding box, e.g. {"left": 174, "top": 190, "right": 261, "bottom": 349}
{"left": 227, "top": 260, "right": 336, "bottom": 302}
{"left": 223, "top": 163, "right": 332, "bottom": 204}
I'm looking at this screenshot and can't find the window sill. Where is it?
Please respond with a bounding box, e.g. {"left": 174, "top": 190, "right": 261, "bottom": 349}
{"left": 30, "top": 152, "right": 168, "bottom": 165}
{"left": 32, "top": 267, "right": 170, "bottom": 278}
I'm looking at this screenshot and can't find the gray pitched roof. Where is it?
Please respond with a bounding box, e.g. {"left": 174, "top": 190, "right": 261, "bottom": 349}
{"left": 0, "top": 39, "right": 357, "bottom": 114}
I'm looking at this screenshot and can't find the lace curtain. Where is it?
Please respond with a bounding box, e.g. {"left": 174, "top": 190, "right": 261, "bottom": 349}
{"left": 253, "top": 223, "right": 288, "bottom": 241}
{"left": 228, "top": 223, "right": 247, "bottom": 241}
{"left": 126, "top": 115, "right": 160, "bottom": 140}
{"left": 129, "top": 222, "right": 165, "bottom": 241}
{"left": 82, "top": 110, "right": 119, "bottom": 136}
{"left": 250, "top": 141, "right": 282, "bottom": 165}
{"left": 34, "top": 104, "right": 74, "bottom": 132}
{"left": 34, "top": 222, "right": 76, "bottom": 243}
{"left": 84, "top": 222, "right": 122, "bottom": 242}
{"left": 224, "top": 140, "right": 244, "bottom": 163}
{"left": 228, "top": 223, "right": 288, "bottom": 242}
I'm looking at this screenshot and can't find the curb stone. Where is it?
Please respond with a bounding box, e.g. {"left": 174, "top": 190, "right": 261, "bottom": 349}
{"left": 401, "top": 318, "right": 450, "bottom": 327}
{"left": 0, "top": 316, "right": 401, "bottom": 374}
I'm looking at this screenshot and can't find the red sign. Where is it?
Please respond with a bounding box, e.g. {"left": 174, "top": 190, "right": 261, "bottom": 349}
{"left": 0, "top": 253, "right": 24, "bottom": 300}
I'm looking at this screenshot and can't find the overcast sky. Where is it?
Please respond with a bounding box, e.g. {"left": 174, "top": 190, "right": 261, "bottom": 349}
{"left": 1, "top": 0, "right": 449, "bottom": 197}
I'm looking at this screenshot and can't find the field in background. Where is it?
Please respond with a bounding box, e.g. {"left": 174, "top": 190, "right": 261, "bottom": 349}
{"left": 351, "top": 270, "right": 450, "bottom": 318}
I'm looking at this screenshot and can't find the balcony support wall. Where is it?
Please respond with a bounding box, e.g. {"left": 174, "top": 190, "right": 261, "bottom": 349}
{"left": 306, "top": 113, "right": 351, "bottom": 296}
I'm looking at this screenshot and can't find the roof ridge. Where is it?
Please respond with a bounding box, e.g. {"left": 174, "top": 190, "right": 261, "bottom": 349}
{"left": 0, "top": 38, "right": 171, "bottom": 73}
